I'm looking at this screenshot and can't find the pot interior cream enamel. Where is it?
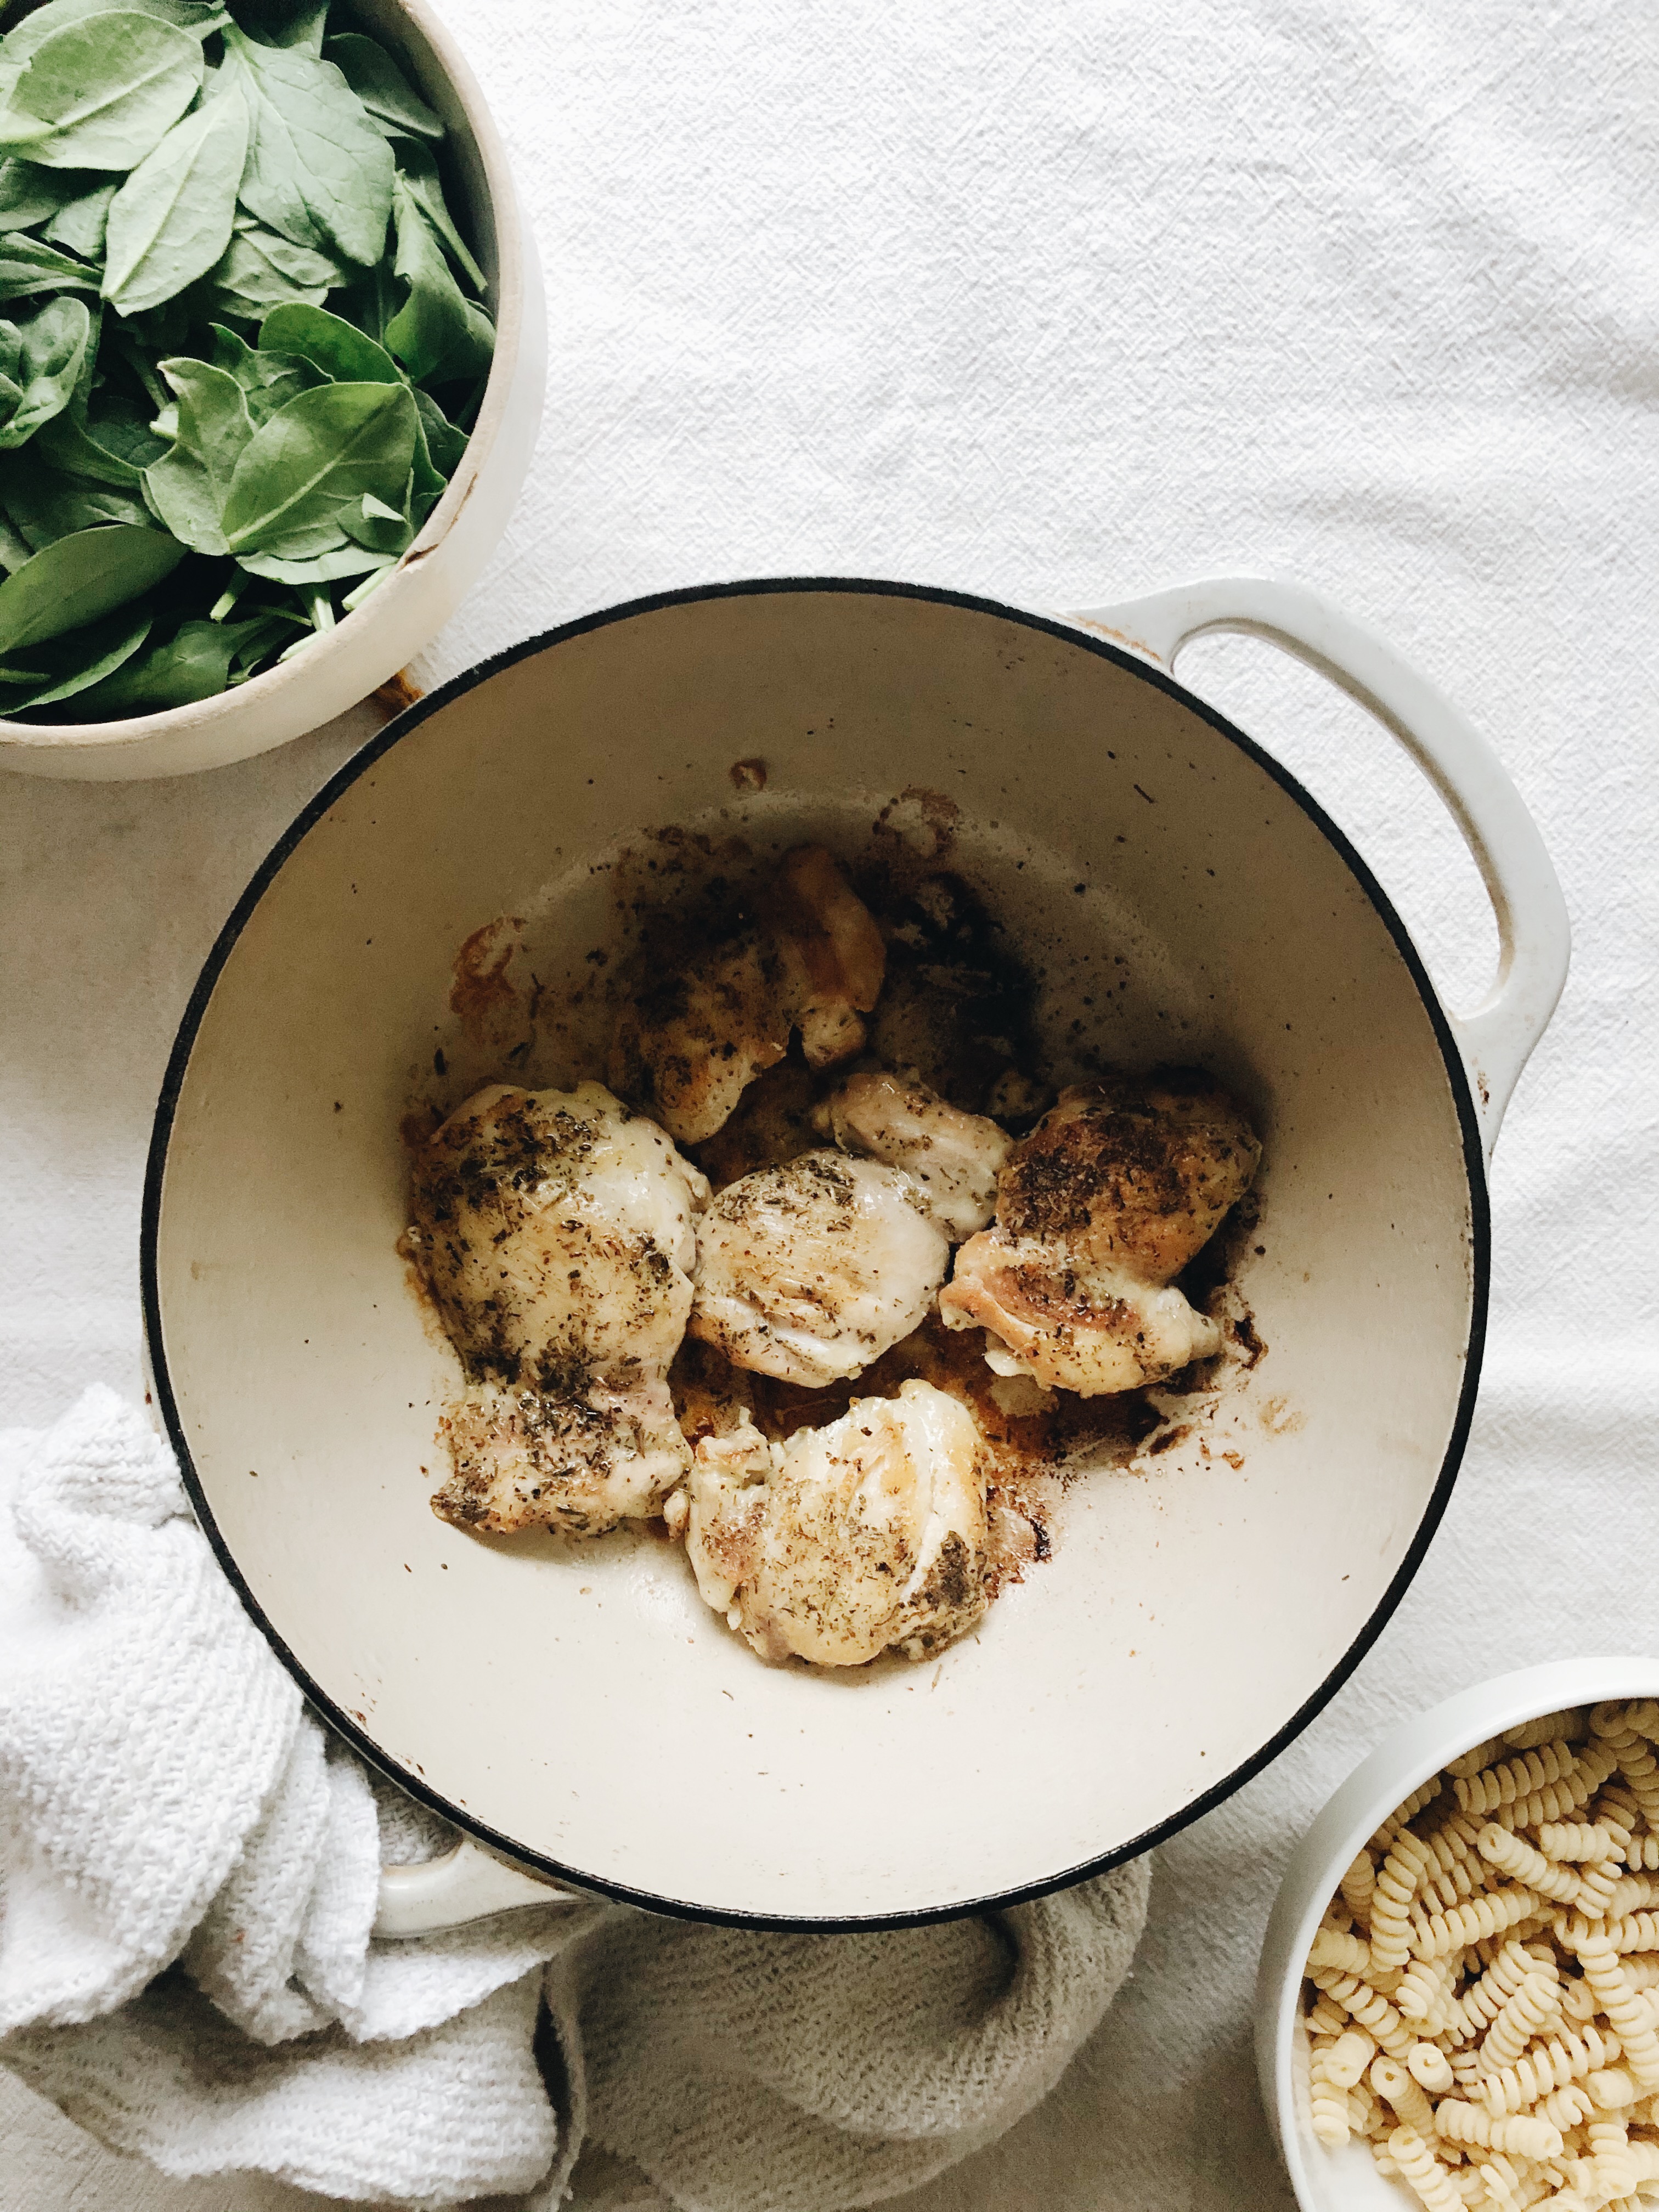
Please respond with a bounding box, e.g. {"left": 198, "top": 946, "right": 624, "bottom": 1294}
{"left": 143, "top": 577, "right": 1567, "bottom": 1928}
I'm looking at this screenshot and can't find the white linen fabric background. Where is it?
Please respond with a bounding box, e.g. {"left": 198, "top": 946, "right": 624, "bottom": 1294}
{"left": 2, "top": 0, "right": 1656, "bottom": 2205}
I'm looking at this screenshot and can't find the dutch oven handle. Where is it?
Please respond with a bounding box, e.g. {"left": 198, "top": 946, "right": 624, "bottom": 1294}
{"left": 1066, "top": 577, "right": 1570, "bottom": 1161}
{"left": 375, "top": 1834, "right": 579, "bottom": 1938}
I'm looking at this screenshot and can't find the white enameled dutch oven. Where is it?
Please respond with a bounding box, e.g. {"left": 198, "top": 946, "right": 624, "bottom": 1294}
{"left": 142, "top": 577, "right": 1569, "bottom": 1933}
{"left": 0, "top": 0, "right": 545, "bottom": 783}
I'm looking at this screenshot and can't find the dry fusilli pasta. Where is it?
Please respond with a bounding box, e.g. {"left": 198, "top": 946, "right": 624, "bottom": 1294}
{"left": 1453, "top": 1742, "right": 1578, "bottom": 1817}
{"left": 1538, "top": 1820, "right": 1618, "bottom": 1863}
{"left": 1297, "top": 1702, "right": 1659, "bottom": 2207}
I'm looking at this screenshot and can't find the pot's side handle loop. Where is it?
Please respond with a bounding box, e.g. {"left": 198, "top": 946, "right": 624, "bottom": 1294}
{"left": 374, "top": 1834, "right": 577, "bottom": 1939}
{"left": 1065, "top": 577, "right": 1570, "bottom": 1160}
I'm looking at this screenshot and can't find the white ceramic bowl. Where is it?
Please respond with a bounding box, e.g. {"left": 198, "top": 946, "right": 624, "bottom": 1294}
{"left": 144, "top": 575, "right": 1570, "bottom": 1929}
{"left": 0, "top": 0, "right": 545, "bottom": 782}
{"left": 1257, "top": 1656, "right": 1659, "bottom": 2210}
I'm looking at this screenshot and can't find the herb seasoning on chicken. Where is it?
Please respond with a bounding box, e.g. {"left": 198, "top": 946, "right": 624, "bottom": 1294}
{"left": 689, "top": 1151, "right": 950, "bottom": 1387}
{"left": 607, "top": 845, "right": 885, "bottom": 1144}
{"left": 406, "top": 833, "right": 1263, "bottom": 1675}
{"left": 940, "top": 1074, "right": 1261, "bottom": 1393}
{"left": 680, "top": 1379, "right": 988, "bottom": 1667}
{"left": 406, "top": 1081, "right": 708, "bottom": 1535}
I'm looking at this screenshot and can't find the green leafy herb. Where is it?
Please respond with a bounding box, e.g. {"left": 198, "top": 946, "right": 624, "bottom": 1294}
{"left": 71, "top": 611, "right": 245, "bottom": 711}
{"left": 323, "top": 32, "right": 439, "bottom": 143}
{"left": 0, "top": 292, "right": 91, "bottom": 446}
{"left": 220, "top": 376, "right": 414, "bottom": 552}
{"left": 236, "top": 537, "right": 388, "bottom": 582}
{"left": 36, "top": 408, "right": 146, "bottom": 484}
{"left": 238, "top": 0, "right": 329, "bottom": 53}
{"left": 223, "top": 25, "right": 392, "bottom": 267}
{"left": 338, "top": 478, "right": 408, "bottom": 550}
{"left": 0, "top": 522, "right": 184, "bottom": 650}
{"left": 384, "top": 171, "right": 490, "bottom": 383}
{"left": 2, "top": 0, "right": 228, "bottom": 67}
{"left": 0, "top": 0, "right": 494, "bottom": 724}
{"left": 208, "top": 318, "right": 320, "bottom": 418}
{"left": 412, "top": 382, "right": 465, "bottom": 474}
{"left": 42, "top": 177, "right": 114, "bottom": 256}
{"left": 0, "top": 13, "right": 204, "bottom": 168}
{"left": 86, "top": 391, "right": 166, "bottom": 466}
{"left": 0, "top": 155, "right": 99, "bottom": 230}
{"left": 1, "top": 444, "right": 151, "bottom": 544}
{"left": 0, "top": 230, "right": 98, "bottom": 298}
{"left": 103, "top": 81, "right": 246, "bottom": 311}
{"left": 205, "top": 211, "right": 339, "bottom": 315}
{"left": 257, "top": 298, "right": 395, "bottom": 382}
{"left": 0, "top": 506, "right": 35, "bottom": 569}
{"left": 1, "top": 602, "right": 152, "bottom": 706}
{"left": 142, "top": 353, "right": 253, "bottom": 550}
{"left": 393, "top": 140, "right": 483, "bottom": 291}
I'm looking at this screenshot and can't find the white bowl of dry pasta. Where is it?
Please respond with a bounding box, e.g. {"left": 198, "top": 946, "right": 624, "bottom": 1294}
{"left": 0, "top": 0, "right": 543, "bottom": 781}
{"left": 1259, "top": 1659, "right": 1659, "bottom": 2211}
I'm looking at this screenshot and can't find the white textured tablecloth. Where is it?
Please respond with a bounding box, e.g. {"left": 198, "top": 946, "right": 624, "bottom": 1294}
{"left": 3, "top": 2, "right": 1656, "bottom": 2205}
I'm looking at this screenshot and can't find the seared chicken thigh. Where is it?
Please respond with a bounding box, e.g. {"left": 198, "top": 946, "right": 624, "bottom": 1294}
{"left": 689, "top": 1150, "right": 950, "bottom": 1387}
{"left": 941, "top": 1243, "right": 1223, "bottom": 1394}
{"left": 609, "top": 847, "right": 885, "bottom": 1144}
{"left": 408, "top": 1081, "right": 709, "bottom": 1534}
{"left": 820, "top": 1069, "right": 1010, "bottom": 1239}
{"left": 995, "top": 1076, "right": 1261, "bottom": 1280}
{"left": 760, "top": 843, "right": 888, "bottom": 1070}
{"left": 940, "top": 1074, "right": 1260, "bottom": 1395}
{"left": 682, "top": 1379, "right": 988, "bottom": 1665}
{"left": 436, "top": 1376, "right": 691, "bottom": 1537}
{"left": 608, "top": 932, "right": 789, "bottom": 1149}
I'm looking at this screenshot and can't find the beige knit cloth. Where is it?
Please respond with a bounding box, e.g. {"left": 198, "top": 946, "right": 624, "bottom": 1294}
{"left": 0, "top": 1391, "right": 1150, "bottom": 2210}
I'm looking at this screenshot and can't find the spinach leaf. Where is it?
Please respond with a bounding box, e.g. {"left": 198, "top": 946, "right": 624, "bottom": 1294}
{"left": 405, "top": 413, "right": 442, "bottom": 523}
{"left": 0, "top": 14, "right": 204, "bottom": 170}
{"left": 338, "top": 480, "right": 410, "bottom": 550}
{"left": 205, "top": 213, "right": 340, "bottom": 317}
{"left": 393, "top": 141, "right": 484, "bottom": 292}
{"left": 104, "top": 313, "right": 166, "bottom": 406}
{"left": 0, "top": 522, "right": 183, "bottom": 650}
{"left": 236, "top": 538, "right": 390, "bottom": 583}
{"left": 67, "top": 612, "right": 242, "bottom": 713}
{"left": 42, "top": 178, "right": 113, "bottom": 258}
{"left": 334, "top": 255, "right": 395, "bottom": 348}
{"left": 103, "top": 82, "right": 246, "bottom": 312}
{"left": 208, "top": 319, "right": 321, "bottom": 421}
{"left": 236, "top": 0, "right": 329, "bottom": 54}
{"left": 0, "top": 156, "right": 97, "bottom": 230}
{"left": 1, "top": 444, "right": 149, "bottom": 544}
{"left": 221, "top": 378, "right": 415, "bottom": 555}
{"left": 413, "top": 381, "right": 465, "bottom": 473}
{"left": 37, "top": 414, "right": 145, "bottom": 484}
{"left": 88, "top": 392, "right": 168, "bottom": 465}
{"left": 1, "top": 0, "right": 227, "bottom": 65}
{"left": 324, "top": 34, "right": 442, "bottom": 145}
{"left": 224, "top": 603, "right": 301, "bottom": 675}
{"left": 0, "top": 293, "right": 91, "bottom": 448}
{"left": 0, "top": 505, "right": 35, "bottom": 570}
{"left": 224, "top": 27, "right": 393, "bottom": 269}
{"left": 385, "top": 175, "right": 492, "bottom": 385}
{"left": 3, "top": 602, "right": 151, "bottom": 707}
{"left": 34, "top": 321, "right": 157, "bottom": 487}
{"left": 142, "top": 354, "right": 254, "bottom": 551}
{"left": 258, "top": 300, "right": 399, "bottom": 384}
{"left": 0, "top": 230, "right": 98, "bottom": 298}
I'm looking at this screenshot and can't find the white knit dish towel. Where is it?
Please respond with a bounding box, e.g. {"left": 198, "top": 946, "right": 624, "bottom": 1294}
{"left": 0, "top": 1387, "right": 1150, "bottom": 2210}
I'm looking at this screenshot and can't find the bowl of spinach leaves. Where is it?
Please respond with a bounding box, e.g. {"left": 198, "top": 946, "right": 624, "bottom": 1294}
{"left": 0, "top": 0, "right": 544, "bottom": 778}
